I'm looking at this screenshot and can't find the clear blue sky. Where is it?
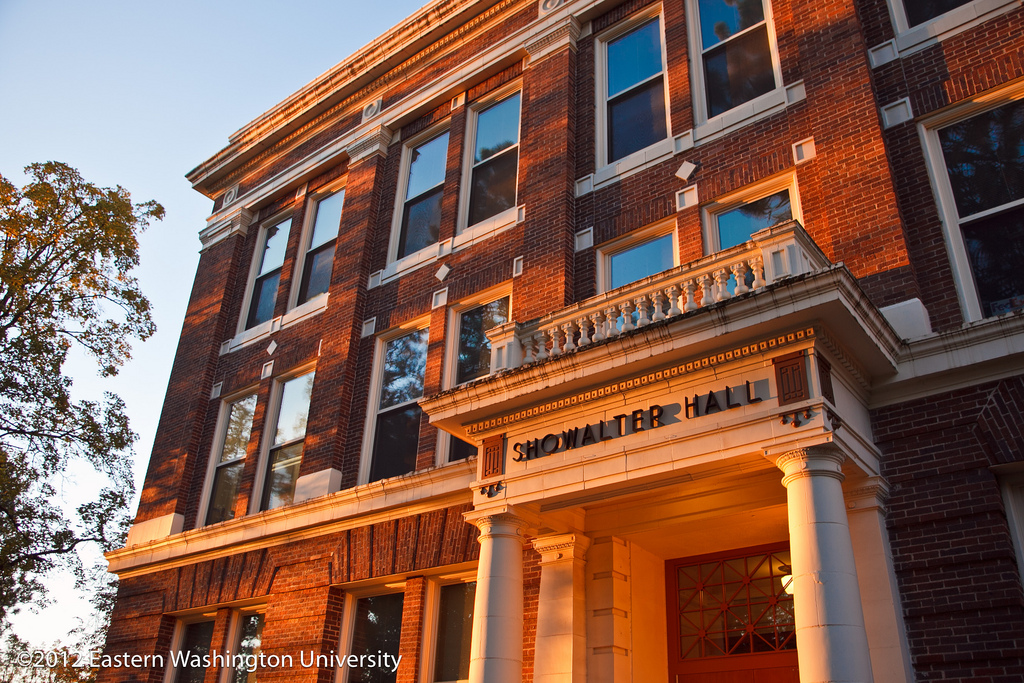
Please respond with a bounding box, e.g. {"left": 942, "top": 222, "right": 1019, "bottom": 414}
{"left": 0, "top": 0, "right": 426, "bottom": 646}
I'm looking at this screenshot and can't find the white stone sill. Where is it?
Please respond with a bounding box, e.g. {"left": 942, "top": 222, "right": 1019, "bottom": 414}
{"left": 894, "top": 0, "right": 1018, "bottom": 55}
{"left": 220, "top": 293, "right": 328, "bottom": 355}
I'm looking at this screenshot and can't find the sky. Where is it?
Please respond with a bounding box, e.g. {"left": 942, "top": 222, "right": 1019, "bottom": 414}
{"left": 0, "top": 0, "right": 427, "bottom": 647}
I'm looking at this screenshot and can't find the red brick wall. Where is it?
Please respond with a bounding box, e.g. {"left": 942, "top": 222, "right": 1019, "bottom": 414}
{"left": 872, "top": 376, "right": 1024, "bottom": 681}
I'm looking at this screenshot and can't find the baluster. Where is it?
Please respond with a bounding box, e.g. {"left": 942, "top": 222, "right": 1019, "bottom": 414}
{"left": 666, "top": 285, "right": 682, "bottom": 317}
{"left": 698, "top": 274, "right": 714, "bottom": 308}
{"left": 562, "top": 322, "right": 577, "bottom": 352}
{"left": 591, "top": 312, "right": 606, "bottom": 342}
{"left": 620, "top": 301, "right": 636, "bottom": 333}
{"left": 683, "top": 280, "right": 698, "bottom": 313}
{"left": 605, "top": 307, "right": 621, "bottom": 337}
{"left": 577, "top": 317, "right": 592, "bottom": 347}
{"left": 521, "top": 334, "right": 535, "bottom": 364}
{"left": 548, "top": 327, "right": 562, "bottom": 356}
{"left": 751, "top": 256, "right": 767, "bottom": 289}
{"left": 535, "top": 332, "right": 549, "bottom": 361}
{"left": 635, "top": 296, "right": 651, "bottom": 327}
{"left": 714, "top": 269, "right": 731, "bottom": 302}
{"left": 651, "top": 290, "right": 666, "bottom": 321}
{"left": 732, "top": 262, "right": 750, "bottom": 296}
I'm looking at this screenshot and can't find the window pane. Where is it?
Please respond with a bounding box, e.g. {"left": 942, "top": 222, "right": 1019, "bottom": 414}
{"left": 299, "top": 242, "right": 335, "bottom": 303}
{"left": 434, "top": 583, "right": 476, "bottom": 682}
{"left": 407, "top": 132, "right": 450, "bottom": 200}
{"left": 173, "top": 621, "right": 214, "bottom": 683}
{"left": 262, "top": 442, "right": 303, "bottom": 510}
{"left": 450, "top": 437, "right": 477, "bottom": 462}
{"left": 939, "top": 99, "right": 1024, "bottom": 218}
{"left": 474, "top": 94, "right": 520, "bottom": 164}
{"left": 457, "top": 297, "right": 510, "bottom": 384}
{"left": 698, "top": 0, "right": 766, "bottom": 50}
{"left": 370, "top": 405, "right": 422, "bottom": 482}
{"left": 703, "top": 25, "right": 775, "bottom": 118}
{"left": 607, "top": 19, "right": 663, "bottom": 97}
{"left": 380, "top": 329, "right": 429, "bottom": 409}
{"left": 232, "top": 613, "right": 264, "bottom": 683}
{"left": 275, "top": 372, "right": 315, "bottom": 445}
{"left": 962, "top": 205, "right": 1024, "bottom": 317}
{"left": 350, "top": 594, "right": 404, "bottom": 683}
{"left": 257, "top": 221, "right": 289, "bottom": 276}
{"left": 221, "top": 395, "right": 257, "bottom": 463}
{"left": 310, "top": 191, "right": 344, "bottom": 250}
{"left": 609, "top": 233, "right": 674, "bottom": 290}
{"left": 717, "top": 189, "right": 792, "bottom": 250}
{"left": 247, "top": 271, "right": 281, "bottom": 329}
{"left": 399, "top": 186, "right": 443, "bottom": 259}
{"left": 903, "top": 0, "right": 972, "bottom": 26}
{"left": 468, "top": 148, "right": 519, "bottom": 226}
{"left": 609, "top": 77, "right": 668, "bottom": 163}
{"left": 206, "top": 461, "right": 243, "bottom": 525}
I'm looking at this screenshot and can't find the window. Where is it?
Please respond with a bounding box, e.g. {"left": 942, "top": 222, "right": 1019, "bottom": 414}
{"left": 667, "top": 547, "right": 796, "bottom": 680}
{"left": 447, "top": 295, "right": 509, "bottom": 462}
{"left": 227, "top": 612, "right": 264, "bottom": 683}
{"left": 927, "top": 97, "right": 1024, "bottom": 319}
{"left": 465, "top": 92, "right": 521, "bottom": 228}
{"left": 1000, "top": 471, "right": 1024, "bottom": 588}
{"left": 260, "top": 371, "right": 315, "bottom": 511}
{"left": 690, "top": 0, "right": 780, "bottom": 121}
{"left": 344, "top": 592, "right": 405, "bottom": 683}
{"left": 246, "top": 219, "right": 290, "bottom": 330}
{"left": 396, "top": 132, "right": 450, "bottom": 260}
{"left": 704, "top": 176, "right": 798, "bottom": 252}
{"left": 599, "top": 228, "right": 678, "bottom": 293}
{"left": 431, "top": 582, "right": 476, "bottom": 683}
{"left": 367, "top": 327, "right": 429, "bottom": 482}
{"left": 205, "top": 393, "right": 257, "bottom": 525}
{"left": 297, "top": 190, "right": 344, "bottom": 305}
{"left": 601, "top": 15, "right": 669, "bottom": 164}
{"left": 170, "top": 620, "right": 215, "bottom": 683}
{"left": 901, "top": 0, "right": 972, "bottom": 25}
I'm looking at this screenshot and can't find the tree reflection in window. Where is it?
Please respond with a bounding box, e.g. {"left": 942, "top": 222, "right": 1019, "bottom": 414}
{"left": 350, "top": 593, "right": 404, "bottom": 683}
{"left": 371, "top": 328, "right": 429, "bottom": 482}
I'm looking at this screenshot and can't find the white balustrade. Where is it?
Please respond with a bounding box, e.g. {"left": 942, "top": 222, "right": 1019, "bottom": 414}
{"left": 486, "top": 221, "right": 829, "bottom": 374}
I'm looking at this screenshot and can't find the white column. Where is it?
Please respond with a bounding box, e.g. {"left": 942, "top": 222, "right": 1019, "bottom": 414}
{"left": 845, "top": 478, "right": 915, "bottom": 683}
{"left": 464, "top": 509, "right": 529, "bottom": 683}
{"left": 533, "top": 533, "right": 590, "bottom": 683}
{"left": 776, "top": 446, "right": 874, "bottom": 683}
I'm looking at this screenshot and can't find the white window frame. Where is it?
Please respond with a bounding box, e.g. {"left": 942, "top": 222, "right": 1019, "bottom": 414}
{"left": 999, "top": 470, "right": 1024, "bottom": 590}
{"left": 918, "top": 80, "right": 1024, "bottom": 323}
{"left": 337, "top": 585, "right": 407, "bottom": 683}
{"left": 457, "top": 83, "right": 523, "bottom": 236}
{"left": 289, "top": 181, "right": 345, "bottom": 310}
{"left": 163, "top": 614, "right": 217, "bottom": 683}
{"left": 596, "top": 220, "right": 679, "bottom": 294}
{"left": 248, "top": 365, "right": 316, "bottom": 514}
{"left": 594, "top": 6, "right": 673, "bottom": 176}
{"left": 359, "top": 317, "right": 432, "bottom": 485}
{"left": 419, "top": 572, "right": 477, "bottom": 683}
{"left": 388, "top": 124, "right": 452, "bottom": 269}
{"left": 218, "top": 607, "right": 267, "bottom": 683}
{"left": 198, "top": 388, "right": 259, "bottom": 527}
{"left": 440, "top": 286, "right": 512, "bottom": 465}
{"left": 884, "top": 0, "right": 1018, "bottom": 55}
{"left": 684, "top": 0, "right": 785, "bottom": 133}
{"left": 238, "top": 211, "right": 292, "bottom": 336}
{"left": 702, "top": 173, "right": 801, "bottom": 254}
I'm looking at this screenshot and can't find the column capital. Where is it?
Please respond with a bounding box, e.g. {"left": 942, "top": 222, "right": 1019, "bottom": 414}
{"left": 774, "top": 444, "right": 846, "bottom": 488}
{"left": 463, "top": 506, "right": 531, "bottom": 541}
{"left": 525, "top": 14, "right": 581, "bottom": 64}
{"left": 532, "top": 532, "right": 591, "bottom": 564}
{"left": 346, "top": 125, "right": 393, "bottom": 165}
{"left": 844, "top": 475, "right": 891, "bottom": 512}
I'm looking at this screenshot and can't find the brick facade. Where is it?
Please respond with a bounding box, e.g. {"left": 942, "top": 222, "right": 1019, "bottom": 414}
{"left": 107, "top": 0, "right": 1024, "bottom": 681}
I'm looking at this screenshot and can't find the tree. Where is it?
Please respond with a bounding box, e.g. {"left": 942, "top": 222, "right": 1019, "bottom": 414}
{"left": 0, "top": 161, "right": 164, "bottom": 632}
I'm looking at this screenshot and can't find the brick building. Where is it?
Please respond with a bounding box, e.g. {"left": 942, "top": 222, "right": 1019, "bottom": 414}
{"left": 101, "top": 0, "right": 1024, "bottom": 680}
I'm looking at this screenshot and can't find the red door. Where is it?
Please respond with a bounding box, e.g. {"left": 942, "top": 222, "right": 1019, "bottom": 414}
{"left": 666, "top": 545, "right": 799, "bottom": 683}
